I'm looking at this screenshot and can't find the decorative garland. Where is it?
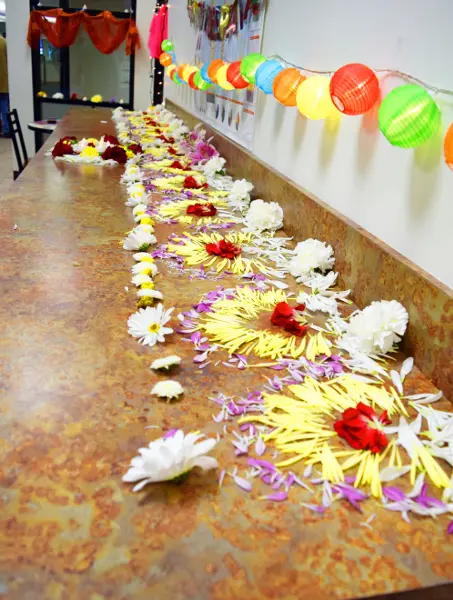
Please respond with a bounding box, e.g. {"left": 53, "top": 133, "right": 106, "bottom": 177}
{"left": 109, "top": 103, "right": 453, "bottom": 536}
{"left": 186, "top": 0, "right": 265, "bottom": 40}
{"left": 162, "top": 39, "right": 453, "bottom": 163}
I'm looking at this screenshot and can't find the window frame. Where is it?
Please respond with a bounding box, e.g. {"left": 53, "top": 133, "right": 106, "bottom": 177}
{"left": 29, "top": 0, "right": 137, "bottom": 144}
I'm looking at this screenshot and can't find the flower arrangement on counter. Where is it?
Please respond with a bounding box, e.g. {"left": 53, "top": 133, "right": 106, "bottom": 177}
{"left": 47, "top": 134, "right": 143, "bottom": 166}
{"left": 110, "top": 103, "right": 453, "bottom": 535}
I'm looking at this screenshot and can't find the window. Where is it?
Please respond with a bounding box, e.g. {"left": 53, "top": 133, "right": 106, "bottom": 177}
{"left": 30, "top": 0, "right": 137, "bottom": 120}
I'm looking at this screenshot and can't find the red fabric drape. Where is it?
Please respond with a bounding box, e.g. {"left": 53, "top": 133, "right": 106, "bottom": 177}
{"left": 148, "top": 5, "right": 168, "bottom": 59}
{"left": 27, "top": 10, "right": 140, "bottom": 55}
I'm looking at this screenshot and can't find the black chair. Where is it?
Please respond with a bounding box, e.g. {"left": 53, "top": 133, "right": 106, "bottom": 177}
{"left": 6, "top": 109, "right": 29, "bottom": 180}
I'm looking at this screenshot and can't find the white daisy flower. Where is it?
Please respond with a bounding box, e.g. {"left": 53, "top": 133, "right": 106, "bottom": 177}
{"left": 172, "top": 126, "right": 189, "bottom": 140}
{"left": 131, "top": 274, "right": 152, "bottom": 286}
{"left": 127, "top": 304, "right": 174, "bottom": 347}
{"left": 339, "top": 300, "right": 409, "bottom": 355}
{"left": 151, "top": 380, "right": 184, "bottom": 400}
{"left": 123, "top": 229, "right": 157, "bottom": 251}
{"left": 133, "top": 252, "right": 155, "bottom": 262}
{"left": 134, "top": 223, "right": 154, "bottom": 234}
{"left": 123, "top": 430, "right": 218, "bottom": 491}
{"left": 151, "top": 355, "right": 182, "bottom": 371}
{"left": 132, "top": 261, "right": 158, "bottom": 277}
{"left": 133, "top": 204, "right": 148, "bottom": 217}
{"left": 137, "top": 289, "right": 163, "bottom": 300}
{"left": 243, "top": 199, "right": 283, "bottom": 232}
{"left": 288, "top": 239, "right": 335, "bottom": 283}
{"left": 126, "top": 195, "right": 150, "bottom": 207}
{"left": 128, "top": 183, "right": 147, "bottom": 200}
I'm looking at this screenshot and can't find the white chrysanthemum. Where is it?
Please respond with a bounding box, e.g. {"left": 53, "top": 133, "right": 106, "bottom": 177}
{"left": 123, "top": 229, "right": 157, "bottom": 251}
{"left": 96, "top": 138, "right": 113, "bottom": 153}
{"left": 133, "top": 252, "right": 155, "bottom": 262}
{"left": 203, "top": 156, "right": 226, "bottom": 177}
{"left": 172, "top": 126, "right": 189, "bottom": 140}
{"left": 137, "top": 289, "right": 163, "bottom": 300}
{"left": 151, "top": 380, "right": 184, "bottom": 400}
{"left": 288, "top": 239, "right": 335, "bottom": 282}
{"left": 126, "top": 194, "right": 150, "bottom": 207}
{"left": 72, "top": 138, "right": 90, "bottom": 153}
{"left": 151, "top": 355, "right": 182, "bottom": 370}
{"left": 228, "top": 179, "right": 254, "bottom": 211}
{"left": 127, "top": 304, "right": 174, "bottom": 347}
{"left": 340, "top": 300, "right": 409, "bottom": 355}
{"left": 123, "top": 430, "right": 218, "bottom": 491}
{"left": 243, "top": 199, "right": 283, "bottom": 232}
{"left": 53, "top": 92, "right": 64, "bottom": 99}
{"left": 132, "top": 261, "right": 158, "bottom": 277}
{"left": 132, "top": 274, "right": 152, "bottom": 286}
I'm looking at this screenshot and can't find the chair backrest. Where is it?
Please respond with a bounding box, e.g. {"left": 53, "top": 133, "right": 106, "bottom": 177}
{"left": 7, "top": 109, "right": 29, "bottom": 178}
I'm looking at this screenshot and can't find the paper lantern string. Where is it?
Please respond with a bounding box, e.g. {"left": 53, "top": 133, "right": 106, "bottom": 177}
{"left": 270, "top": 55, "right": 453, "bottom": 99}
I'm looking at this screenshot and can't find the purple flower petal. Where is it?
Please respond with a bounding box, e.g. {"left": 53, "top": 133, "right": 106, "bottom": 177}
{"left": 233, "top": 475, "right": 252, "bottom": 492}
{"left": 162, "top": 429, "right": 179, "bottom": 439}
{"left": 301, "top": 503, "right": 326, "bottom": 514}
{"left": 255, "top": 437, "right": 266, "bottom": 456}
{"left": 383, "top": 486, "right": 407, "bottom": 502}
{"left": 263, "top": 492, "right": 288, "bottom": 502}
{"left": 248, "top": 458, "right": 276, "bottom": 472}
{"left": 447, "top": 520, "right": 453, "bottom": 535}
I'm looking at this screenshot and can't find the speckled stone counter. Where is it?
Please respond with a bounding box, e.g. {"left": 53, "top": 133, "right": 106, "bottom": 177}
{"left": 0, "top": 108, "right": 452, "bottom": 600}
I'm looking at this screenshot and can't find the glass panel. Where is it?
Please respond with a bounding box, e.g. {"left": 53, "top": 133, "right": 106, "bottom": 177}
{"left": 68, "top": 0, "right": 132, "bottom": 10}
{"left": 39, "top": 35, "right": 62, "bottom": 97}
{"left": 42, "top": 102, "right": 69, "bottom": 121}
{"left": 69, "top": 28, "right": 130, "bottom": 103}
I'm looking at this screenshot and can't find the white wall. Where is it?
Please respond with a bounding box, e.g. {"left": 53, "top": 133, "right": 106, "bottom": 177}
{"left": 159, "top": 0, "right": 453, "bottom": 289}
{"left": 5, "top": 0, "right": 35, "bottom": 161}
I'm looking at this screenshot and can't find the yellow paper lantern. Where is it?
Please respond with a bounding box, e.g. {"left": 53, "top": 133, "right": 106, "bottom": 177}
{"left": 216, "top": 64, "right": 235, "bottom": 91}
{"left": 182, "top": 65, "right": 198, "bottom": 83}
{"left": 296, "top": 76, "right": 338, "bottom": 119}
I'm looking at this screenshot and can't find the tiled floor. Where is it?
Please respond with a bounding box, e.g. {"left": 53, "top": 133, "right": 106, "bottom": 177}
{"left": 0, "top": 137, "right": 14, "bottom": 197}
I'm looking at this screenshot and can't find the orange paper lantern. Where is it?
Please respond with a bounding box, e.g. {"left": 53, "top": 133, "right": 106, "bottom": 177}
{"left": 177, "top": 64, "right": 188, "bottom": 80}
{"left": 227, "top": 61, "right": 249, "bottom": 89}
{"left": 207, "top": 59, "right": 225, "bottom": 83}
{"left": 273, "top": 68, "right": 306, "bottom": 106}
{"left": 444, "top": 123, "right": 453, "bottom": 170}
{"left": 159, "top": 52, "right": 173, "bottom": 67}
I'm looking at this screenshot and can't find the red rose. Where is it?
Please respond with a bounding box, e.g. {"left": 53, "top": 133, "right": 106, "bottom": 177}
{"left": 271, "top": 302, "right": 294, "bottom": 327}
{"left": 187, "top": 203, "right": 217, "bottom": 217}
{"left": 169, "top": 160, "right": 191, "bottom": 171}
{"left": 71, "top": 93, "right": 78, "bottom": 100}
{"left": 128, "top": 143, "right": 143, "bottom": 155}
{"left": 283, "top": 319, "right": 308, "bottom": 337}
{"left": 101, "top": 145, "right": 128, "bottom": 164}
{"left": 334, "top": 402, "right": 391, "bottom": 453}
{"left": 52, "top": 140, "right": 75, "bottom": 158}
{"left": 206, "top": 239, "right": 241, "bottom": 260}
{"left": 168, "top": 147, "right": 182, "bottom": 156}
{"left": 183, "top": 176, "right": 207, "bottom": 190}
{"left": 103, "top": 134, "right": 120, "bottom": 145}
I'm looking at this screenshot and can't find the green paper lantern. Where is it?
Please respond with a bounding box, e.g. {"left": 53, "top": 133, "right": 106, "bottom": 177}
{"left": 194, "top": 71, "right": 213, "bottom": 91}
{"left": 172, "top": 72, "right": 183, "bottom": 85}
{"left": 240, "top": 53, "right": 267, "bottom": 85}
{"left": 378, "top": 84, "right": 441, "bottom": 148}
{"left": 162, "top": 39, "right": 174, "bottom": 52}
